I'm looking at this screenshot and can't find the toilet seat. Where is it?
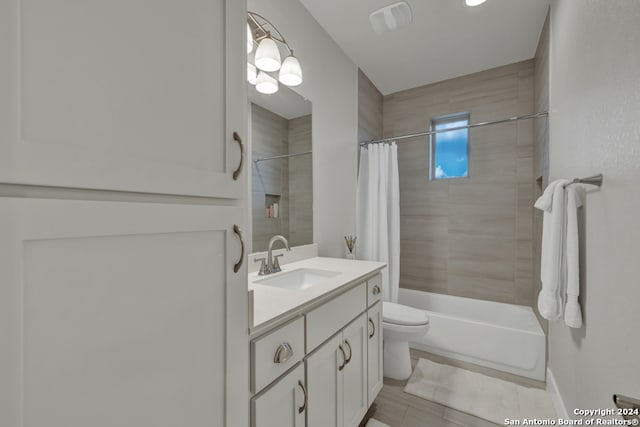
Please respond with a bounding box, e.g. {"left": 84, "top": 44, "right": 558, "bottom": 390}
{"left": 382, "top": 301, "right": 429, "bottom": 326}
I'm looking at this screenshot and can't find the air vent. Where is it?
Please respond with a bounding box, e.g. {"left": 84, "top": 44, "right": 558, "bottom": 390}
{"left": 369, "top": 2, "right": 413, "bottom": 35}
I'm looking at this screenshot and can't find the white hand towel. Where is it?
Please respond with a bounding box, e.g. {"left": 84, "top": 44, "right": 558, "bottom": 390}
{"left": 535, "top": 179, "right": 569, "bottom": 321}
{"left": 564, "top": 186, "right": 583, "bottom": 328}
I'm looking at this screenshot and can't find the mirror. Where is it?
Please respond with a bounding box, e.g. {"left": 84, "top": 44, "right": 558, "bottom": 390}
{"left": 250, "top": 84, "right": 312, "bottom": 252}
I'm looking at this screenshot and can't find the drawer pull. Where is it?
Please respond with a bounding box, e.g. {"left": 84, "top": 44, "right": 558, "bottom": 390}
{"left": 338, "top": 345, "right": 346, "bottom": 371}
{"left": 233, "top": 225, "right": 244, "bottom": 273}
{"left": 369, "top": 318, "right": 375, "bottom": 339}
{"left": 372, "top": 285, "right": 381, "bottom": 295}
{"left": 232, "top": 131, "right": 244, "bottom": 180}
{"left": 273, "top": 343, "right": 294, "bottom": 364}
{"left": 344, "top": 339, "right": 352, "bottom": 365}
{"left": 298, "top": 381, "right": 307, "bottom": 414}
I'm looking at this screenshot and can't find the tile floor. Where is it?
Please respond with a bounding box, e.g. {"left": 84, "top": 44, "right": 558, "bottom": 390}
{"left": 372, "top": 349, "right": 546, "bottom": 427}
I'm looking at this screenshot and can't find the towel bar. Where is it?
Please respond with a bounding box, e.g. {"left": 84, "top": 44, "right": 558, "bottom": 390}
{"left": 563, "top": 174, "right": 603, "bottom": 188}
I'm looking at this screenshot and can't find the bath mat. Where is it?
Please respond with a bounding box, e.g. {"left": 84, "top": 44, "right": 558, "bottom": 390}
{"left": 404, "top": 359, "right": 556, "bottom": 425}
{"left": 365, "top": 419, "right": 390, "bottom": 427}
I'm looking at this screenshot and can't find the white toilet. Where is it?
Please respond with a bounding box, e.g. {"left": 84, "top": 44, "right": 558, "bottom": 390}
{"left": 382, "top": 301, "right": 430, "bottom": 380}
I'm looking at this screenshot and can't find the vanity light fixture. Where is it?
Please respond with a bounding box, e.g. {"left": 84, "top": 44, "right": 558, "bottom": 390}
{"left": 465, "top": 0, "right": 487, "bottom": 6}
{"left": 247, "top": 11, "right": 303, "bottom": 94}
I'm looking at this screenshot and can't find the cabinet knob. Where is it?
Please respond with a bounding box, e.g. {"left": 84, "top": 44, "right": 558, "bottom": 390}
{"left": 274, "top": 343, "right": 294, "bottom": 364}
{"left": 232, "top": 131, "right": 244, "bottom": 180}
{"left": 297, "top": 381, "right": 308, "bottom": 414}
{"left": 372, "top": 285, "right": 381, "bottom": 295}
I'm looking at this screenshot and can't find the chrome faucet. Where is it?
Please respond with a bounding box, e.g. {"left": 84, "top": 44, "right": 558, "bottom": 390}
{"left": 266, "top": 235, "right": 291, "bottom": 275}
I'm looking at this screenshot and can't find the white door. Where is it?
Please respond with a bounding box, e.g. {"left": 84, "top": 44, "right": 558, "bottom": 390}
{"left": 367, "top": 302, "right": 383, "bottom": 406}
{"left": 0, "top": 199, "right": 248, "bottom": 427}
{"left": 0, "top": 0, "right": 246, "bottom": 198}
{"left": 342, "top": 314, "right": 368, "bottom": 427}
{"left": 252, "top": 364, "right": 306, "bottom": 427}
{"left": 306, "top": 334, "right": 344, "bottom": 427}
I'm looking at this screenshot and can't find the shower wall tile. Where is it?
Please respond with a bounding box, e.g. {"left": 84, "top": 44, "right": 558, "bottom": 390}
{"left": 357, "top": 69, "right": 383, "bottom": 142}
{"left": 384, "top": 60, "right": 537, "bottom": 306}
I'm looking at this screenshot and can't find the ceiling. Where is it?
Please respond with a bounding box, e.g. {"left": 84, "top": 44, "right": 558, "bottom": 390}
{"left": 299, "top": 0, "right": 549, "bottom": 95}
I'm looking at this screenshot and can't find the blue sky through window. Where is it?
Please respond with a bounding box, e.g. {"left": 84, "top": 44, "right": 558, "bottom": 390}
{"left": 433, "top": 118, "right": 468, "bottom": 179}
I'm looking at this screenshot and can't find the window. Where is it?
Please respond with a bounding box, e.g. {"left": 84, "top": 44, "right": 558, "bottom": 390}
{"left": 430, "top": 113, "right": 469, "bottom": 180}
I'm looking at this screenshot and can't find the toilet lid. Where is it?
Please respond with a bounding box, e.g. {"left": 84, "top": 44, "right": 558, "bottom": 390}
{"left": 382, "top": 301, "right": 430, "bottom": 326}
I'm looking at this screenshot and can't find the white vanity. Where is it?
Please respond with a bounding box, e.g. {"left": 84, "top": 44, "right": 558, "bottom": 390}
{"left": 248, "top": 252, "right": 385, "bottom": 427}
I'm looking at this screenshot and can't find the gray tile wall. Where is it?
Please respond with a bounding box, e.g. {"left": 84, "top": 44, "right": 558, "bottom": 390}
{"left": 382, "top": 60, "right": 537, "bottom": 305}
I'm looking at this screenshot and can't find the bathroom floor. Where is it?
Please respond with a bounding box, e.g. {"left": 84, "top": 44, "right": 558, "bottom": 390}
{"left": 372, "top": 349, "right": 545, "bottom": 427}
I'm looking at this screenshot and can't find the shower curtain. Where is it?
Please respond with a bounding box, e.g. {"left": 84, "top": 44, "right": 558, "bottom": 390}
{"left": 356, "top": 143, "right": 400, "bottom": 303}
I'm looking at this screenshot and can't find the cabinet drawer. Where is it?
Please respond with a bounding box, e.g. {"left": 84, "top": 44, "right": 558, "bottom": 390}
{"left": 251, "top": 316, "right": 305, "bottom": 393}
{"left": 367, "top": 274, "right": 382, "bottom": 307}
{"left": 306, "top": 283, "right": 367, "bottom": 352}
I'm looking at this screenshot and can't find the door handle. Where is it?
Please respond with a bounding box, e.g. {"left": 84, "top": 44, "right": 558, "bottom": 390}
{"left": 369, "top": 318, "right": 375, "bottom": 339}
{"left": 338, "top": 345, "right": 346, "bottom": 371}
{"left": 233, "top": 224, "right": 244, "bottom": 273}
{"left": 232, "top": 132, "right": 244, "bottom": 180}
{"left": 298, "top": 381, "right": 307, "bottom": 414}
{"left": 344, "top": 339, "right": 352, "bottom": 365}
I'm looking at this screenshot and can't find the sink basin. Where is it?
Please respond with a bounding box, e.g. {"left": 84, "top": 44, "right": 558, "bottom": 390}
{"left": 254, "top": 268, "right": 340, "bottom": 291}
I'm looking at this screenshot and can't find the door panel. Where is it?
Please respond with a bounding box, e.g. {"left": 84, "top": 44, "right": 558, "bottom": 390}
{"left": 252, "top": 364, "right": 305, "bottom": 427}
{"left": 0, "top": 199, "right": 247, "bottom": 427}
{"left": 0, "top": 0, "right": 245, "bottom": 197}
{"left": 367, "top": 302, "right": 383, "bottom": 405}
{"left": 342, "top": 313, "right": 368, "bottom": 427}
{"left": 306, "top": 334, "right": 343, "bottom": 427}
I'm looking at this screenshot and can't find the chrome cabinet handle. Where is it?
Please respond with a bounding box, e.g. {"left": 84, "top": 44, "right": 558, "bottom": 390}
{"left": 344, "top": 339, "right": 352, "bottom": 365}
{"left": 232, "top": 131, "right": 244, "bottom": 180}
{"left": 233, "top": 224, "right": 244, "bottom": 273}
{"left": 372, "top": 285, "right": 381, "bottom": 295}
{"left": 369, "top": 318, "right": 375, "bottom": 339}
{"left": 298, "top": 381, "right": 307, "bottom": 414}
{"left": 338, "top": 345, "right": 346, "bottom": 371}
{"left": 274, "top": 343, "right": 294, "bottom": 364}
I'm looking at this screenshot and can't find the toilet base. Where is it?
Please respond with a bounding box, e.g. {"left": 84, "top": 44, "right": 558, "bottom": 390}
{"left": 383, "top": 340, "right": 412, "bottom": 380}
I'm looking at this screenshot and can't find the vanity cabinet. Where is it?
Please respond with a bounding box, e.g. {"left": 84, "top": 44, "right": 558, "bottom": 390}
{"left": 252, "top": 364, "right": 306, "bottom": 427}
{"left": 306, "top": 313, "right": 368, "bottom": 427}
{"left": 249, "top": 273, "right": 383, "bottom": 427}
{"left": 0, "top": 0, "right": 246, "bottom": 198}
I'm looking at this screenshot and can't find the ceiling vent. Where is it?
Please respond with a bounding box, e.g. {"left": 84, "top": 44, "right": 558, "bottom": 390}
{"left": 369, "top": 2, "right": 413, "bottom": 35}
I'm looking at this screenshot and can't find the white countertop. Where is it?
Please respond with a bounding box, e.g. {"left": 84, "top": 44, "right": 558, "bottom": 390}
{"left": 249, "top": 257, "right": 386, "bottom": 335}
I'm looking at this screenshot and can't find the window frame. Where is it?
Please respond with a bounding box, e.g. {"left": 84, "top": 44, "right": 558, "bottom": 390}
{"left": 429, "top": 112, "right": 471, "bottom": 181}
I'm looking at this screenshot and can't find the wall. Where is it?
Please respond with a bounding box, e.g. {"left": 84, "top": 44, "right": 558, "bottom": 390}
{"left": 358, "top": 69, "right": 383, "bottom": 142}
{"left": 383, "top": 61, "right": 536, "bottom": 305}
{"left": 251, "top": 104, "right": 290, "bottom": 251}
{"left": 288, "top": 115, "right": 313, "bottom": 247}
{"left": 533, "top": 12, "right": 550, "bottom": 331}
{"left": 548, "top": 0, "right": 640, "bottom": 413}
{"left": 249, "top": 0, "right": 358, "bottom": 257}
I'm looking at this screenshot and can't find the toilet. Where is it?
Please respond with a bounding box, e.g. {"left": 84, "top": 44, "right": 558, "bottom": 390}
{"left": 382, "top": 301, "right": 430, "bottom": 380}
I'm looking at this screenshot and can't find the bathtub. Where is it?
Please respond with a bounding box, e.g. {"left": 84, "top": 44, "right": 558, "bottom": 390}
{"left": 398, "top": 289, "right": 546, "bottom": 381}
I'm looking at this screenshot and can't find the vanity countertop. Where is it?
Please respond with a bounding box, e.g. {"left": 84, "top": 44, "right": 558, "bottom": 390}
{"left": 249, "top": 257, "right": 386, "bottom": 336}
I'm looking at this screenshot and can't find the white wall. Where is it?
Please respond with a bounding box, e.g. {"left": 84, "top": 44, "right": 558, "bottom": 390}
{"left": 548, "top": 0, "right": 640, "bottom": 414}
{"left": 248, "top": 0, "right": 359, "bottom": 257}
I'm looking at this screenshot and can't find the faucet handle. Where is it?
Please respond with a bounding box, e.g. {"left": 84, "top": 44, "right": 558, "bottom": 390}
{"left": 273, "top": 254, "right": 284, "bottom": 272}
{"left": 254, "top": 257, "right": 267, "bottom": 275}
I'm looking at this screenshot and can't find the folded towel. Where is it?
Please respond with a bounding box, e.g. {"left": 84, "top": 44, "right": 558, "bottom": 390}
{"left": 564, "top": 186, "right": 583, "bottom": 328}
{"left": 536, "top": 179, "right": 570, "bottom": 321}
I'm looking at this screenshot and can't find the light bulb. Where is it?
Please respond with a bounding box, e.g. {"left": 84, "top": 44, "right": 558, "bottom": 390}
{"left": 465, "top": 0, "right": 487, "bottom": 6}
{"left": 255, "top": 71, "right": 278, "bottom": 94}
{"left": 247, "top": 23, "right": 253, "bottom": 53}
{"left": 278, "top": 55, "right": 303, "bottom": 86}
{"left": 247, "top": 62, "right": 257, "bottom": 85}
{"left": 255, "top": 37, "right": 281, "bottom": 72}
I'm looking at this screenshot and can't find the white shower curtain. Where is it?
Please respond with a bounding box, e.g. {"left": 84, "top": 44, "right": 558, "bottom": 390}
{"left": 356, "top": 143, "right": 400, "bottom": 303}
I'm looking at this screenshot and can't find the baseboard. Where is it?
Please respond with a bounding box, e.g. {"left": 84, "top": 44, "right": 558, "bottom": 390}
{"left": 547, "top": 368, "right": 569, "bottom": 419}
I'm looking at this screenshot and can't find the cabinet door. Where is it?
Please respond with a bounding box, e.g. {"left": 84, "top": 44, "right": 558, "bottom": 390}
{"left": 0, "top": 199, "right": 248, "bottom": 427}
{"left": 306, "top": 334, "right": 344, "bottom": 427}
{"left": 0, "top": 0, "right": 246, "bottom": 198}
{"left": 367, "top": 302, "right": 383, "bottom": 405}
{"left": 342, "top": 313, "right": 369, "bottom": 427}
{"left": 252, "top": 364, "right": 306, "bottom": 427}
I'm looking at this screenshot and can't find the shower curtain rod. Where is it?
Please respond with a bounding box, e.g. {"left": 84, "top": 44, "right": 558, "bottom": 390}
{"left": 359, "top": 111, "right": 549, "bottom": 146}
{"left": 253, "top": 150, "right": 312, "bottom": 163}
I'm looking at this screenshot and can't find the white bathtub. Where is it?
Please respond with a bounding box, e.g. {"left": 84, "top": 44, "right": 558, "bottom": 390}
{"left": 398, "top": 289, "right": 546, "bottom": 381}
